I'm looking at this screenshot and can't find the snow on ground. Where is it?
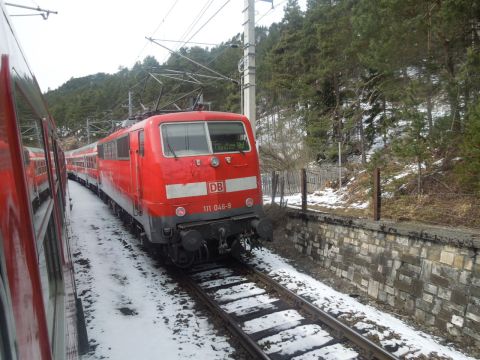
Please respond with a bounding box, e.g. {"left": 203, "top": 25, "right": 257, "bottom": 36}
{"left": 263, "top": 187, "right": 369, "bottom": 210}
{"left": 247, "top": 249, "right": 476, "bottom": 360}
{"left": 67, "top": 181, "right": 234, "bottom": 360}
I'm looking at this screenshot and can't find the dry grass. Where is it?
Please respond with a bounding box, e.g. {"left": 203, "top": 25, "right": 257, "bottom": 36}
{"left": 382, "top": 194, "right": 480, "bottom": 228}
{"left": 304, "top": 160, "right": 480, "bottom": 230}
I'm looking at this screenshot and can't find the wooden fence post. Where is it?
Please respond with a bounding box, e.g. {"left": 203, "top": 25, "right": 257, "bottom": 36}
{"left": 301, "top": 168, "right": 307, "bottom": 212}
{"left": 271, "top": 171, "right": 277, "bottom": 204}
{"left": 279, "top": 173, "right": 285, "bottom": 206}
{"left": 373, "top": 167, "right": 381, "bottom": 220}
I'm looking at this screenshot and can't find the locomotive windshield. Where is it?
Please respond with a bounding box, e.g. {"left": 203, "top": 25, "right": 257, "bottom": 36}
{"left": 208, "top": 122, "right": 250, "bottom": 153}
{"left": 161, "top": 121, "right": 250, "bottom": 157}
{"left": 161, "top": 122, "right": 210, "bottom": 157}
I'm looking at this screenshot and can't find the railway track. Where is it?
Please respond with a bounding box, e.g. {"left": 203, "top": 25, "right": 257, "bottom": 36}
{"left": 178, "top": 260, "right": 399, "bottom": 360}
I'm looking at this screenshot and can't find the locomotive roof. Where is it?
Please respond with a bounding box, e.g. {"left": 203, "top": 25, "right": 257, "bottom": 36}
{"left": 98, "top": 111, "right": 249, "bottom": 144}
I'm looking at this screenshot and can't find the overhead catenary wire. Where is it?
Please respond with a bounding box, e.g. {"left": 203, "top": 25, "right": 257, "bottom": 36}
{"left": 86, "top": 0, "right": 288, "bottom": 132}
{"left": 256, "top": 0, "right": 289, "bottom": 25}
{"left": 154, "top": 0, "right": 281, "bottom": 69}
{"left": 167, "top": 0, "right": 234, "bottom": 73}
{"left": 150, "top": 39, "right": 228, "bottom": 47}
{"left": 147, "top": 37, "right": 238, "bottom": 84}
{"left": 181, "top": 0, "right": 232, "bottom": 48}
{"left": 133, "top": 0, "right": 181, "bottom": 64}
{"left": 167, "top": 0, "right": 279, "bottom": 75}
{"left": 5, "top": 2, "right": 57, "bottom": 19}
{"left": 175, "top": 0, "right": 215, "bottom": 51}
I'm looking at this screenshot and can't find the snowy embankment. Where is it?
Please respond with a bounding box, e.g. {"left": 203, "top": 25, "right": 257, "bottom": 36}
{"left": 67, "top": 181, "right": 233, "bottom": 360}
{"left": 263, "top": 187, "right": 369, "bottom": 210}
{"left": 247, "top": 250, "right": 476, "bottom": 360}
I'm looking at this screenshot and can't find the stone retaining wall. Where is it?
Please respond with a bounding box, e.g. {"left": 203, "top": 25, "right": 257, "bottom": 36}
{"left": 284, "top": 210, "right": 480, "bottom": 345}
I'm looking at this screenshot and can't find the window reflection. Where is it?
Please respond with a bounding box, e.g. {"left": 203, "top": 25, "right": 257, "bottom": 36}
{"left": 14, "top": 86, "right": 51, "bottom": 223}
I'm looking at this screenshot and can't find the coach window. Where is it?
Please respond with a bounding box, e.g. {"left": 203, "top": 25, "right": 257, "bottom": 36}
{"left": 13, "top": 84, "right": 52, "bottom": 221}
{"left": 51, "top": 139, "right": 65, "bottom": 218}
{"left": 117, "top": 136, "right": 130, "bottom": 159}
{"left": 139, "top": 131, "right": 145, "bottom": 156}
{"left": 46, "top": 130, "right": 57, "bottom": 183}
{"left": 161, "top": 123, "right": 209, "bottom": 157}
{"left": 103, "top": 141, "right": 117, "bottom": 160}
{"left": 208, "top": 122, "right": 250, "bottom": 153}
{"left": 98, "top": 144, "right": 104, "bottom": 159}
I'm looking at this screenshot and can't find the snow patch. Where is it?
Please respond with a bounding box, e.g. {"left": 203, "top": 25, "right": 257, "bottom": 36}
{"left": 248, "top": 249, "right": 475, "bottom": 360}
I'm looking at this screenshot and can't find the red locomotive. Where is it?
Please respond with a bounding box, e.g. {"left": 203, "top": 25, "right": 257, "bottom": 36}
{"left": 66, "top": 111, "right": 272, "bottom": 267}
{"left": 0, "top": 2, "right": 87, "bottom": 358}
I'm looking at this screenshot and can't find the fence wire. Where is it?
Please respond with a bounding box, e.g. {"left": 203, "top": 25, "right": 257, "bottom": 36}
{"left": 261, "top": 169, "right": 480, "bottom": 229}
{"left": 261, "top": 167, "right": 345, "bottom": 196}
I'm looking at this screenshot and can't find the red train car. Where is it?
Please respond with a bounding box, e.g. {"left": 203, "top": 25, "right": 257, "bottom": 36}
{"left": 67, "top": 111, "right": 272, "bottom": 267}
{"left": 65, "top": 142, "right": 98, "bottom": 191}
{"left": 0, "top": 2, "right": 87, "bottom": 359}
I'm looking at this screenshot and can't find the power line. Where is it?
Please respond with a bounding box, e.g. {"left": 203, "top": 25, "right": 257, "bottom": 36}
{"left": 256, "top": 0, "right": 287, "bottom": 25}
{"left": 147, "top": 37, "right": 238, "bottom": 84}
{"left": 182, "top": 0, "right": 232, "bottom": 47}
{"left": 176, "top": 0, "right": 215, "bottom": 50}
{"left": 133, "top": 0, "right": 181, "bottom": 65}
{"left": 151, "top": 38, "right": 228, "bottom": 47}
{"left": 150, "top": 0, "right": 181, "bottom": 37}
{"left": 159, "top": 0, "right": 215, "bottom": 64}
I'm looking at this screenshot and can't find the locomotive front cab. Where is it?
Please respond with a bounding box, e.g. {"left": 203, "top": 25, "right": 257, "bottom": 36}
{"left": 148, "top": 112, "right": 272, "bottom": 266}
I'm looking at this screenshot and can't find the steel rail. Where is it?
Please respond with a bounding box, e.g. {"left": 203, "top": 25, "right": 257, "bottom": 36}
{"left": 180, "top": 272, "right": 271, "bottom": 360}
{"left": 245, "top": 263, "right": 399, "bottom": 360}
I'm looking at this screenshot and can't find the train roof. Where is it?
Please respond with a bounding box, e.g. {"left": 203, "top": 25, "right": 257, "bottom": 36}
{"left": 24, "top": 146, "right": 45, "bottom": 154}
{"left": 65, "top": 141, "right": 98, "bottom": 156}
{"left": 98, "top": 111, "right": 249, "bottom": 144}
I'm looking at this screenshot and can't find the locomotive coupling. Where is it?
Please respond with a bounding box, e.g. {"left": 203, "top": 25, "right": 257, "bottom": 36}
{"left": 180, "top": 230, "right": 203, "bottom": 252}
{"left": 251, "top": 218, "right": 273, "bottom": 241}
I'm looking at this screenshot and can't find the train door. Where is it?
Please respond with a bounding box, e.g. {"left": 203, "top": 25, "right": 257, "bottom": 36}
{"left": 130, "top": 130, "right": 144, "bottom": 215}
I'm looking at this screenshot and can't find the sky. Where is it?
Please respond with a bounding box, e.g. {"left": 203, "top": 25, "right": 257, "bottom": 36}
{"left": 7, "top": 0, "right": 305, "bottom": 92}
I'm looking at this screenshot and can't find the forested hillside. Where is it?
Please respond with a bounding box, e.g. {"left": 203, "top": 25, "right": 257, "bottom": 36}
{"left": 46, "top": 0, "right": 480, "bottom": 195}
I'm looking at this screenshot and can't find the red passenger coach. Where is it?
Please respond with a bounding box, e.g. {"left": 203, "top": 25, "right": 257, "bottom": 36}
{"left": 68, "top": 111, "right": 273, "bottom": 267}
{"left": 65, "top": 142, "right": 98, "bottom": 191}
{"left": 0, "top": 2, "right": 87, "bottom": 359}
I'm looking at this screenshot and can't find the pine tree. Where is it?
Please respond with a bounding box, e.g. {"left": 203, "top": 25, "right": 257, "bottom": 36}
{"left": 458, "top": 101, "right": 480, "bottom": 192}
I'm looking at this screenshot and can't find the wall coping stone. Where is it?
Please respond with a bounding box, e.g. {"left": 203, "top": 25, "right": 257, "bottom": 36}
{"left": 287, "top": 209, "right": 480, "bottom": 250}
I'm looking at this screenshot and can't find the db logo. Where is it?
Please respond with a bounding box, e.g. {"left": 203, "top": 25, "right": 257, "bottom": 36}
{"left": 208, "top": 181, "right": 225, "bottom": 193}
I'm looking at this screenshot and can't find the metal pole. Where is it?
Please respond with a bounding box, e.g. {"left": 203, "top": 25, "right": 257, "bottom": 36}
{"left": 128, "top": 91, "right": 133, "bottom": 119}
{"left": 240, "top": 76, "right": 244, "bottom": 115}
{"left": 338, "top": 142, "right": 342, "bottom": 188}
{"left": 243, "top": 0, "right": 256, "bottom": 137}
{"left": 271, "top": 171, "right": 276, "bottom": 204}
{"left": 87, "top": 118, "right": 90, "bottom": 144}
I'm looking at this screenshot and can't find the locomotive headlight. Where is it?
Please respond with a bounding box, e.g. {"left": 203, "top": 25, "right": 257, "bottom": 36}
{"left": 246, "top": 198, "right": 254, "bottom": 207}
{"left": 210, "top": 156, "right": 220, "bottom": 168}
{"left": 175, "top": 207, "right": 186, "bottom": 217}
